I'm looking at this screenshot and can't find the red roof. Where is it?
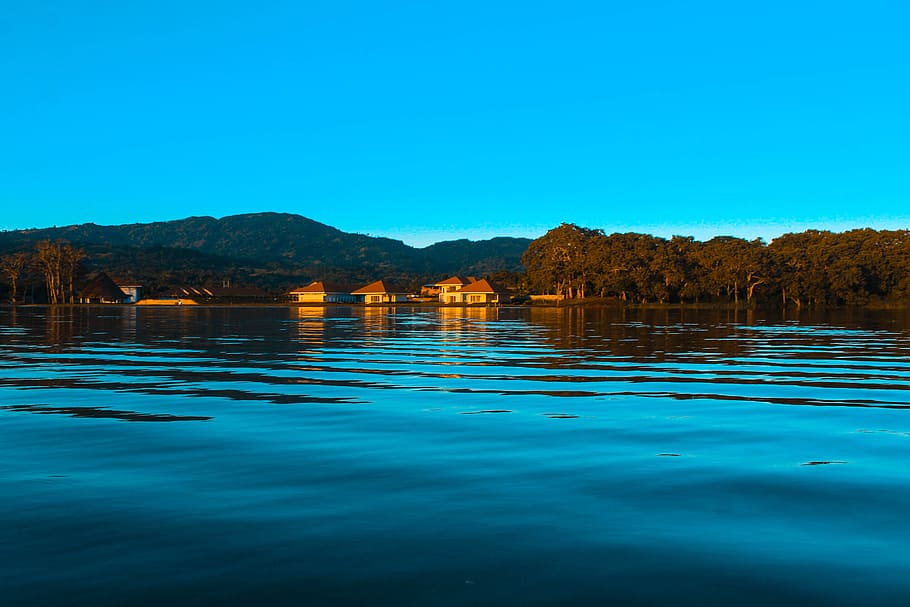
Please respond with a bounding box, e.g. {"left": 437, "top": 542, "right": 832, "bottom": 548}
{"left": 458, "top": 279, "right": 504, "bottom": 294}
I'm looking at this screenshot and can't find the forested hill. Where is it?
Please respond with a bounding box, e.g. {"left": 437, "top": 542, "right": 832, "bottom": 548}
{"left": 0, "top": 213, "right": 531, "bottom": 292}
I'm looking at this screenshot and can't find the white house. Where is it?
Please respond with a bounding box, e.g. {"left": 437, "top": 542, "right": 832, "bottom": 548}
{"left": 433, "top": 276, "right": 475, "bottom": 303}
{"left": 455, "top": 279, "right": 505, "bottom": 304}
{"left": 351, "top": 279, "right": 410, "bottom": 304}
{"left": 289, "top": 281, "right": 355, "bottom": 303}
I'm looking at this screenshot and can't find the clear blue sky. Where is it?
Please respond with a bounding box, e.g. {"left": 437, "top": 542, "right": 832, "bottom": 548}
{"left": 2, "top": 1, "right": 908, "bottom": 247}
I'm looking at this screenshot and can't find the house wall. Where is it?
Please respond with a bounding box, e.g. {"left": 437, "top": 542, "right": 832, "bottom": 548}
{"left": 119, "top": 286, "right": 141, "bottom": 304}
{"left": 295, "top": 293, "right": 326, "bottom": 303}
{"left": 326, "top": 293, "right": 356, "bottom": 303}
{"left": 363, "top": 293, "right": 408, "bottom": 304}
{"left": 464, "top": 293, "right": 499, "bottom": 304}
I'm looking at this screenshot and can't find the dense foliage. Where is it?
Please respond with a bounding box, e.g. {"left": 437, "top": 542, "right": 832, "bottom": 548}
{"left": 0, "top": 213, "right": 531, "bottom": 298}
{"left": 0, "top": 240, "right": 87, "bottom": 303}
{"left": 523, "top": 223, "right": 910, "bottom": 306}
{"left": 4, "top": 214, "right": 910, "bottom": 307}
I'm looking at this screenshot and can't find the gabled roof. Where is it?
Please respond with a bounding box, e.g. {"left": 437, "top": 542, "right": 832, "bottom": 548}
{"left": 351, "top": 279, "right": 409, "bottom": 295}
{"left": 457, "top": 278, "right": 505, "bottom": 294}
{"left": 81, "top": 273, "right": 127, "bottom": 301}
{"left": 290, "top": 281, "right": 348, "bottom": 294}
{"left": 435, "top": 275, "right": 470, "bottom": 286}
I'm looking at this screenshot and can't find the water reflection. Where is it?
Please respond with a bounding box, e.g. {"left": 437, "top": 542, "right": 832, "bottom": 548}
{"left": 4, "top": 305, "right": 910, "bottom": 605}
{"left": 2, "top": 305, "right": 910, "bottom": 416}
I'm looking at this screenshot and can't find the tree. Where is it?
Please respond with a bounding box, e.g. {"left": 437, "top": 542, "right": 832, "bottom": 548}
{"left": 588, "top": 233, "right": 661, "bottom": 302}
{"left": 33, "top": 240, "right": 86, "bottom": 304}
{"left": 61, "top": 243, "right": 85, "bottom": 303}
{"left": 522, "top": 223, "right": 602, "bottom": 298}
{"left": 768, "top": 231, "right": 832, "bottom": 308}
{"left": 0, "top": 252, "right": 29, "bottom": 303}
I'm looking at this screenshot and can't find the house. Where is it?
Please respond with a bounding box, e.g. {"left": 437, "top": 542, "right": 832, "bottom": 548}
{"left": 290, "top": 281, "right": 355, "bottom": 303}
{"left": 79, "top": 273, "right": 128, "bottom": 304}
{"left": 351, "top": 279, "right": 410, "bottom": 304}
{"left": 433, "top": 275, "right": 477, "bottom": 303}
{"left": 453, "top": 278, "right": 506, "bottom": 305}
{"left": 115, "top": 283, "right": 143, "bottom": 304}
{"left": 435, "top": 275, "right": 471, "bottom": 304}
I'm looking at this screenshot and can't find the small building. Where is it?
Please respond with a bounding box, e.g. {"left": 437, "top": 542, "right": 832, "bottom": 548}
{"left": 290, "top": 281, "right": 355, "bottom": 303}
{"left": 115, "top": 284, "right": 143, "bottom": 304}
{"left": 433, "top": 276, "right": 472, "bottom": 304}
{"left": 169, "top": 286, "right": 270, "bottom": 303}
{"left": 432, "top": 276, "right": 485, "bottom": 303}
{"left": 454, "top": 278, "right": 506, "bottom": 305}
{"left": 80, "top": 273, "right": 128, "bottom": 304}
{"left": 351, "top": 279, "right": 410, "bottom": 304}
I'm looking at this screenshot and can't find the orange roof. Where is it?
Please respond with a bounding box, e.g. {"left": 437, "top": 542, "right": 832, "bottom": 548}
{"left": 290, "top": 281, "right": 345, "bottom": 294}
{"left": 352, "top": 279, "right": 406, "bottom": 295}
{"left": 458, "top": 279, "right": 504, "bottom": 294}
{"left": 435, "top": 275, "right": 469, "bottom": 286}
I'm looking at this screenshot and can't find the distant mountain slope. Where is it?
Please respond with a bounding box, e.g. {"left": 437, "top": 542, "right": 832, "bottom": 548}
{"left": 0, "top": 213, "right": 531, "bottom": 290}
{"left": 419, "top": 237, "right": 534, "bottom": 276}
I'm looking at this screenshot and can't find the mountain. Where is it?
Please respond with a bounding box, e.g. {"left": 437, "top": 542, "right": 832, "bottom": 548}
{"left": 0, "top": 213, "right": 531, "bottom": 293}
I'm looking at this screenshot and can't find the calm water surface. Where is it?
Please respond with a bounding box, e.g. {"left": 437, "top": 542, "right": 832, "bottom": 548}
{"left": 2, "top": 305, "right": 910, "bottom": 606}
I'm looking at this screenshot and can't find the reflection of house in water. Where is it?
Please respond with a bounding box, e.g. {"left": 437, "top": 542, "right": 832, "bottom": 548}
{"left": 435, "top": 306, "right": 499, "bottom": 348}
{"left": 436, "top": 305, "right": 500, "bottom": 323}
{"left": 351, "top": 280, "right": 410, "bottom": 304}
{"left": 294, "top": 306, "right": 328, "bottom": 347}
{"left": 356, "top": 306, "right": 400, "bottom": 342}
{"left": 290, "top": 281, "right": 355, "bottom": 303}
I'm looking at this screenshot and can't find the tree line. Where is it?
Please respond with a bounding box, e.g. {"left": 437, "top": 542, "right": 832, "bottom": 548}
{"left": 522, "top": 224, "right": 910, "bottom": 307}
{"left": 4, "top": 227, "right": 910, "bottom": 308}
{"left": 0, "top": 240, "right": 86, "bottom": 304}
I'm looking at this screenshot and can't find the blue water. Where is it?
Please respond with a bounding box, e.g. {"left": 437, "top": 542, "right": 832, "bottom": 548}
{"left": 2, "top": 305, "right": 910, "bottom": 605}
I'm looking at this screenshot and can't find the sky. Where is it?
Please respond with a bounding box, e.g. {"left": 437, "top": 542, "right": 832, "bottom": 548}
{"left": 1, "top": 1, "right": 908, "bottom": 247}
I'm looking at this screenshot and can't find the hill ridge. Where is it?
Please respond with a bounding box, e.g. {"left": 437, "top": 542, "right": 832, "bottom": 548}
{"left": 0, "top": 212, "right": 531, "bottom": 293}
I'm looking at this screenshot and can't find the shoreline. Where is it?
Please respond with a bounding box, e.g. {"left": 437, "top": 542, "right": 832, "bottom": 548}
{"left": 4, "top": 300, "right": 910, "bottom": 311}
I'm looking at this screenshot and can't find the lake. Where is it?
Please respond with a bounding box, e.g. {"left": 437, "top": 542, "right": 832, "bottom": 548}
{"left": 2, "top": 304, "right": 910, "bottom": 606}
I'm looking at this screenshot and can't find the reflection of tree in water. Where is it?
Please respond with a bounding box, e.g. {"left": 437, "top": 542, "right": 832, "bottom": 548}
{"left": 524, "top": 306, "right": 746, "bottom": 360}
{"left": 522, "top": 305, "right": 910, "bottom": 364}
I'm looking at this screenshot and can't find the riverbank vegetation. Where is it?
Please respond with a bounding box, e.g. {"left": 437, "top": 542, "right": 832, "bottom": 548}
{"left": 2, "top": 215, "right": 910, "bottom": 308}
{"left": 523, "top": 223, "right": 910, "bottom": 307}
